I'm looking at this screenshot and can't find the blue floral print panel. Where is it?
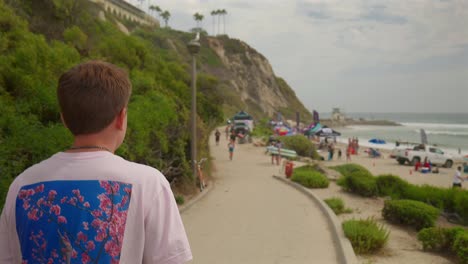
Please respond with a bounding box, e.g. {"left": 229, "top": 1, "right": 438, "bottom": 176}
{"left": 16, "top": 180, "right": 132, "bottom": 264}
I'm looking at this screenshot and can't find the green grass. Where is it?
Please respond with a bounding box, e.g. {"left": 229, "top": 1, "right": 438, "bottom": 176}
{"left": 324, "top": 197, "right": 353, "bottom": 215}
{"left": 291, "top": 165, "right": 329, "bottom": 188}
{"left": 342, "top": 218, "right": 390, "bottom": 255}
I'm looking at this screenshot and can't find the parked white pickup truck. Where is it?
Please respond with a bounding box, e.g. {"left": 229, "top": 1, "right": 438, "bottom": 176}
{"left": 393, "top": 144, "right": 454, "bottom": 168}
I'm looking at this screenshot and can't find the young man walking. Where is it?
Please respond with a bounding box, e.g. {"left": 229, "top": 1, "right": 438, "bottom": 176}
{"left": 0, "top": 61, "right": 192, "bottom": 263}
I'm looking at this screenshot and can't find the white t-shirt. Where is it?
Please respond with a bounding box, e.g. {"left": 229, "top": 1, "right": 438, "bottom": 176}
{"left": 0, "top": 151, "right": 192, "bottom": 264}
{"left": 453, "top": 170, "right": 463, "bottom": 184}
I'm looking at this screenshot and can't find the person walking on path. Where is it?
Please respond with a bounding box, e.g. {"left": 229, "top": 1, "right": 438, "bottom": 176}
{"left": 453, "top": 166, "right": 467, "bottom": 188}
{"left": 0, "top": 61, "right": 192, "bottom": 263}
{"left": 229, "top": 130, "right": 237, "bottom": 145}
{"left": 215, "top": 129, "right": 221, "bottom": 146}
{"left": 228, "top": 141, "right": 235, "bottom": 160}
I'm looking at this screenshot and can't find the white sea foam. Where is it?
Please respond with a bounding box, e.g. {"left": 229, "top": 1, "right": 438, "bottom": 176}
{"left": 402, "top": 122, "right": 468, "bottom": 129}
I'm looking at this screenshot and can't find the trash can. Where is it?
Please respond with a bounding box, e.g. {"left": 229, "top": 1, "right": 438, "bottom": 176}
{"left": 285, "top": 161, "right": 294, "bottom": 178}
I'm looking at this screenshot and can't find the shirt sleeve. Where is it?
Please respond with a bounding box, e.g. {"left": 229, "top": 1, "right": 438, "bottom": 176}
{"left": 143, "top": 181, "right": 192, "bottom": 264}
{"left": 0, "top": 208, "right": 14, "bottom": 263}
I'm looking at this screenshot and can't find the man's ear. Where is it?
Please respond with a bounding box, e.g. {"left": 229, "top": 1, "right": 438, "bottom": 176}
{"left": 60, "top": 113, "right": 68, "bottom": 129}
{"left": 115, "top": 108, "right": 127, "bottom": 130}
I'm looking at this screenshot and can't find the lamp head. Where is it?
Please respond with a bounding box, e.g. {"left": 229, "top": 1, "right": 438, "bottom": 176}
{"left": 187, "top": 40, "right": 200, "bottom": 55}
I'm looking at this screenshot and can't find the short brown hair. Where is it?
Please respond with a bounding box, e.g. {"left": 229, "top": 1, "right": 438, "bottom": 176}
{"left": 57, "top": 61, "right": 132, "bottom": 135}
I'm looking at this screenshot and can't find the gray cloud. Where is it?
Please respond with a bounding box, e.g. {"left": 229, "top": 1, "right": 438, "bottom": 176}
{"left": 360, "top": 5, "right": 407, "bottom": 24}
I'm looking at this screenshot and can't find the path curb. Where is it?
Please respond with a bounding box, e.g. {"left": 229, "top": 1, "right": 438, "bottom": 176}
{"left": 179, "top": 183, "right": 214, "bottom": 214}
{"left": 273, "top": 175, "right": 358, "bottom": 264}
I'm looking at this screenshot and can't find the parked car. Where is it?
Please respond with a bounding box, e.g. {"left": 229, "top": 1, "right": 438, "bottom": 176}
{"left": 393, "top": 144, "right": 454, "bottom": 168}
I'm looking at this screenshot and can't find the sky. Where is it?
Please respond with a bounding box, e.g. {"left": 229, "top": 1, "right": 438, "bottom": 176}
{"left": 128, "top": 0, "right": 468, "bottom": 113}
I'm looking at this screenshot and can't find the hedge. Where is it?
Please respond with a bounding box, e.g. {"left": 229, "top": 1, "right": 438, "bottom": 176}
{"left": 418, "top": 227, "right": 468, "bottom": 264}
{"left": 382, "top": 199, "right": 440, "bottom": 230}
{"left": 334, "top": 165, "right": 468, "bottom": 224}
{"left": 375, "top": 174, "right": 410, "bottom": 199}
{"left": 291, "top": 165, "right": 329, "bottom": 188}
{"left": 342, "top": 218, "right": 390, "bottom": 254}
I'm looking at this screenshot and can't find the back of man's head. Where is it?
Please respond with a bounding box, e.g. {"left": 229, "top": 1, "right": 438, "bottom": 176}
{"left": 57, "top": 61, "right": 132, "bottom": 135}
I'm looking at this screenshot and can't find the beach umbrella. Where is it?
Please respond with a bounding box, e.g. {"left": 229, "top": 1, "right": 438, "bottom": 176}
{"left": 315, "top": 126, "right": 341, "bottom": 137}
{"left": 233, "top": 111, "right": 253, "bottom": 120}
{"left": 369, "top": 138, "right": 386, "bottom": 144}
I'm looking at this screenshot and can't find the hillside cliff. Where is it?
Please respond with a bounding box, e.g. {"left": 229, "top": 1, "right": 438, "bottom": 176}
{"left": 204, "top": 37, "right": 311, "bottom": 120}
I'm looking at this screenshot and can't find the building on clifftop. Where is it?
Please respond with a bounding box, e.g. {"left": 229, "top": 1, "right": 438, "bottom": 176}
{"left": 89, "top": 0, "right": 159, "bottom": 26}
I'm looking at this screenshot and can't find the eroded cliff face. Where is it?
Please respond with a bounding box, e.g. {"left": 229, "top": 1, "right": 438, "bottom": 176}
{"left": 204, "top": 37, "right": 311, "bottom": 120}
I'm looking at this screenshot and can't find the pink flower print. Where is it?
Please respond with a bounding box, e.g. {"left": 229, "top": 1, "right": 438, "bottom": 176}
{"left": 95, "top": 229, "right": 107, "bottom": 242}
{"left": 27, "top": 208, "right": 39, "bottom": 221}
{"left": 81, "top": 252, "right": 91, "bottom": 264}
{"left": 91, "top": 210, "right": 102, "bottom": 218}
{"left": 36, "top": 197, "right": 44, "bottom": 207}
{"left": 82, "top": 222, "right": 89, "bottom": 230}
{"left": 47, "top": 258, "right": 53, "bottom": 264}
{"left": 83, "top": 202, "right": 90, "bottom": 208}
{"left": 112, "top": 182, "right": 120, "bottom": 193}
{"left": 71, "top": 249, "right": 77, "bottom": 258}
{"left": 100, "top": 181, "right": 112, "bottom": 194}
{"left": 18, "top": 189, "right": 30, "bottom": 200}
{"left": 21, "top": 260, "right": 28, "bottom": 264}
{"left": 48, "top": 190, "right": 57, "bottom": 201}
{"left": 72, "top": 189, "right": 81, "bottom": 197}
{"left": 51, "top": 249, "right": 59, "bottom": 258}
{"left": 57, "top": 216, "right": 67, "bottom": 224}
{"left": 104, "top": 240, "right": 120, "bottom": 257}
{"left": 85, "top": 241, "right": 95, "bottom": 251}
{"left": 60, "top": 196, "right": 68, "bottom": 204}
{"left": 97, "top": 194, "right": 111, "bottom": 209}
{"left": 77, "top": 231, "right": 87, "bottom": 243}
{"left": 68, "top": 197, "right": 77, "bottom": 206}
{"left": 22, "top": 200, "right": 30, "bottom": 210}
{"left": 27, "top": 189, "right": 35, "bottom": 196}
{"left": 50, "top": 205, "right": 61, "bottom": 216}
{"left": 35, "top": 184, "right": 45, "bottom": 193}
{"left": 78, "top": 196, "right": 85, "bottom": 203}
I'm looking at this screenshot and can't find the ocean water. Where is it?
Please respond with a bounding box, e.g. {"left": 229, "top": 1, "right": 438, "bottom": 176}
{"left": 323, "top": 112, "right": 468, "bottom": 156}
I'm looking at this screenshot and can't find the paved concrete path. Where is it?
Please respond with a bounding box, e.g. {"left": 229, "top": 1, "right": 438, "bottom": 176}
{"left": 182, "top": 134, "right": 339, "bottom": 264}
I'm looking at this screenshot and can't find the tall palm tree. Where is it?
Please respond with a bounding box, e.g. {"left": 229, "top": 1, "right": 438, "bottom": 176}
{"left": 193, "top": 12, "right": 204, "bottom": 30}
{"left": 220, "top": 9, "right": 227, "bottom": 35}
{"left": 210, "top": 10, "right": 216, "bottom": 36}
{"left": 216, "top": 9, "right": 221, "bottom": 35}
{"left": 161, "top": 10, "right": 171, "bottom": 28}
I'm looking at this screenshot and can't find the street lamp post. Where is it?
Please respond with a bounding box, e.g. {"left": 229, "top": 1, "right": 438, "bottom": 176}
{"left": 187, "top": 37, "right": 200, "bottom": 181}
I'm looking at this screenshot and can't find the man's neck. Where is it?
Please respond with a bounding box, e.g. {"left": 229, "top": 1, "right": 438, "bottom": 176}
{"left": 68, "top": 134, "right": 116, "bottom": 153}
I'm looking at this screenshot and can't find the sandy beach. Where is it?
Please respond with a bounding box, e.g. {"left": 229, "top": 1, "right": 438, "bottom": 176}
{"left": 306, "top": 144, "right": 465, "bottom": 263}
{"left": 319, "top": 143, "right": 467, "bottom": 190}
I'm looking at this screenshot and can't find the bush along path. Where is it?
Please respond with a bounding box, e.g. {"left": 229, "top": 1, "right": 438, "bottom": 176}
{"left": 181, "top": 132, "right": 340, "bottom": 264}
{"left": 330, "top": 163, "right": 468, "bottom": 263}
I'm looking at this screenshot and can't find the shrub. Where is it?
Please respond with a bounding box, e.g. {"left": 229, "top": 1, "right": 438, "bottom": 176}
{"left": 376, "top": 174, "right": 410, "bottom": 198}
{"left": 332, "top": 164, "right": 373, "bottom": 178}
{"left": 342, "top": 218, "right": 390, "bottom": 254}
{"left": 336, "top": 169, "right": 377, "bottom": 197}
{"left": 453, "top": 231, "right": 468, "bottom": 264}
{"left": 291, "top": 166, "right": 329, "bottom": 188}
{"left": 454, "top": 190, "right": 468, "bottom": 225}
{"left": 280, "top": 135, "right": 320, "bottom": 159}
{"left": 418, "top": 227, "right": 468, "bottom": 263}
{"left": 417, "top": 227, "right": 465, "bottom": 251}
{"left": 402, "top": 184, "right": 457, "bottom": 211}
{"left": 175, "top": 195, "right": 185, "bottom": 205}
{"left": 382, "top": 200, "right": 440, "bottom": 230}
{"left": 324, "top": 197, "right": 352, "bottom": 215}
